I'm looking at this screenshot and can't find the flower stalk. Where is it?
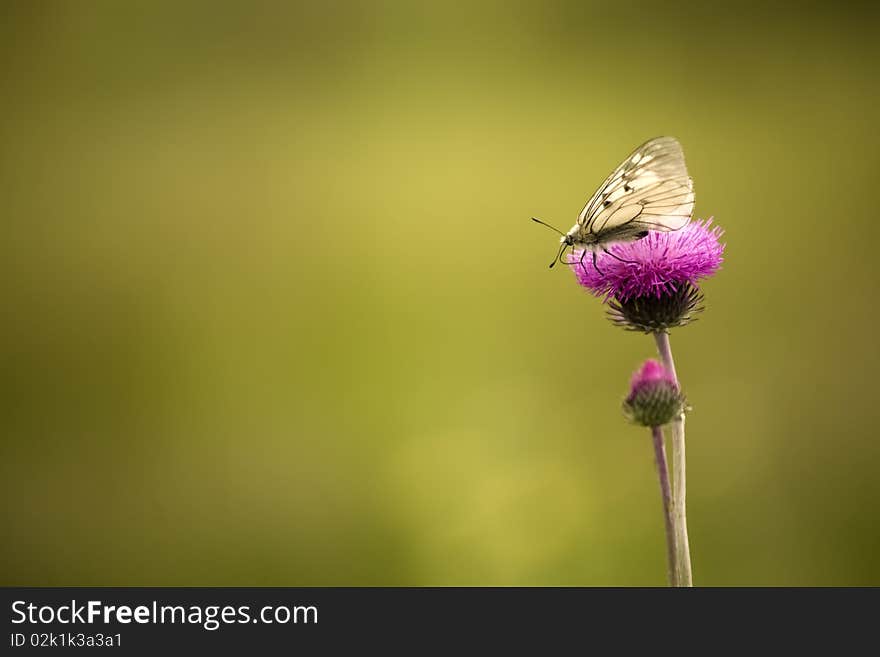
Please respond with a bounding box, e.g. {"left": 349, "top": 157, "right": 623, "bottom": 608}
{"left": 651, "top": 425, "right": 676, "bottom": 586}
{"left": 622, "top": 358, "right": 688, "bottom": 586}
{"left": 654, "top": 331, "right": 693, "bottom": 587}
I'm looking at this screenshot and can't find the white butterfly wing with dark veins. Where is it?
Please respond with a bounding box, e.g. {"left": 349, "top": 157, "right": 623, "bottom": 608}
{"left": 575, "top": 136, "right": 694, "bottom": 242}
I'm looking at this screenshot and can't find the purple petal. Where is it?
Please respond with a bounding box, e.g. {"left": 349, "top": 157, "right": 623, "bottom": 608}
{"left": 570, "top": 219, "right": 725, "bottom": 301}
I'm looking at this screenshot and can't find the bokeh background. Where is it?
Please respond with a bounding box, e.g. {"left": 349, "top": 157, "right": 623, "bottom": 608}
{"left": 2, "top": 1, "right": 879, "bottom": 586}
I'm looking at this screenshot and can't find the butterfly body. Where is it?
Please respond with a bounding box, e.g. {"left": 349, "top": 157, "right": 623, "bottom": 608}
{"left": 535, "top": 136, "right": 695, "bottom": 268}
{"left": 560, "top": 223, "right": 650, "bottom": 250}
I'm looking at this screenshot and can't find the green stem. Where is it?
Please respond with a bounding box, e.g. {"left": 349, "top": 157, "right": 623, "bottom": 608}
{"left": 653, "top": 331, "right": 693, "bottom": 587}
{"left": 651, "top": 425, "right": 676, "bottom": 586}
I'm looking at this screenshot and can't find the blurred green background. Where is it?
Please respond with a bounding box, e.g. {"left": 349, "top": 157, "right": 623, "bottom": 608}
{"left": 2, "top": 1, "right": 879, "bottom": 586}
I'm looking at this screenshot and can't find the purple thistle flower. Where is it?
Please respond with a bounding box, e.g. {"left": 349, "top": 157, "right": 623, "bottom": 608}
{"left": 567, "top": 218, "right": 724, "bottom": 332}
{"left": 623, "top": 359, "right": 685, "bottom": 427}
{"left": 570, "top": 219, "right": 724, "bottom": 302}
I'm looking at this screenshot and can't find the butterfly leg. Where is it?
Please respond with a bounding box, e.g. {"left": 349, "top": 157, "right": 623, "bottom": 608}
{"left": 591, "top": 250, "right": 604, "bottom": 275}
{"left": 577, "top": 249, "right": 594, "bottom": 276}
{"left": 602, "top": 247, "right": 638, "bottom": 265}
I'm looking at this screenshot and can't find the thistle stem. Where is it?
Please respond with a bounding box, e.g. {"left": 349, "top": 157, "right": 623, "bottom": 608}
{"left": 651, "top": 425, "right": 676, "bottom": 586}
{"left": 653, "top": 331, "right": 693, "bottom": 587}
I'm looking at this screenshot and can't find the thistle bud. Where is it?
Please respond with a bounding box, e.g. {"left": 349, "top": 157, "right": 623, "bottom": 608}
{"left": 622, "top": 359, "right": 686, "bottom": 427}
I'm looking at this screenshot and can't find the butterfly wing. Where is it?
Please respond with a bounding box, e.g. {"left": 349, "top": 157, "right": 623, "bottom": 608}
{"left": 576, "top": 136, "right": 694, "bottom": 242}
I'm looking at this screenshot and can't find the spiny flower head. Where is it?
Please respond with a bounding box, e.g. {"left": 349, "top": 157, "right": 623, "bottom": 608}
{"left": 571, "top": 219, "right": 724, "bottom": 302}
{"left": 622, "top": 359, "right": 686, "bottom": 427}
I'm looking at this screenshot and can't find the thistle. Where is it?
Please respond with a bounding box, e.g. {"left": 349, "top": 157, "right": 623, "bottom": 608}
{"left": 569, "top": 218, "right": 725, "bottom": 586}
{"left": 571, "top": 219, "right": 724, "bottom": 332}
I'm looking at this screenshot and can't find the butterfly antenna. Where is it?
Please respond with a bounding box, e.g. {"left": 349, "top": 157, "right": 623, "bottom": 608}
{"left": 532, "top": 218, "right": 571, "bottom": 268}
{"left": 531, "top": 217, "right": 565, "bottom": 236}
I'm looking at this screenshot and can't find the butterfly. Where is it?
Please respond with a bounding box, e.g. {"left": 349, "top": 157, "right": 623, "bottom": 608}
{"left": 532, "top": 136, "right": 694, "bottom": 273}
